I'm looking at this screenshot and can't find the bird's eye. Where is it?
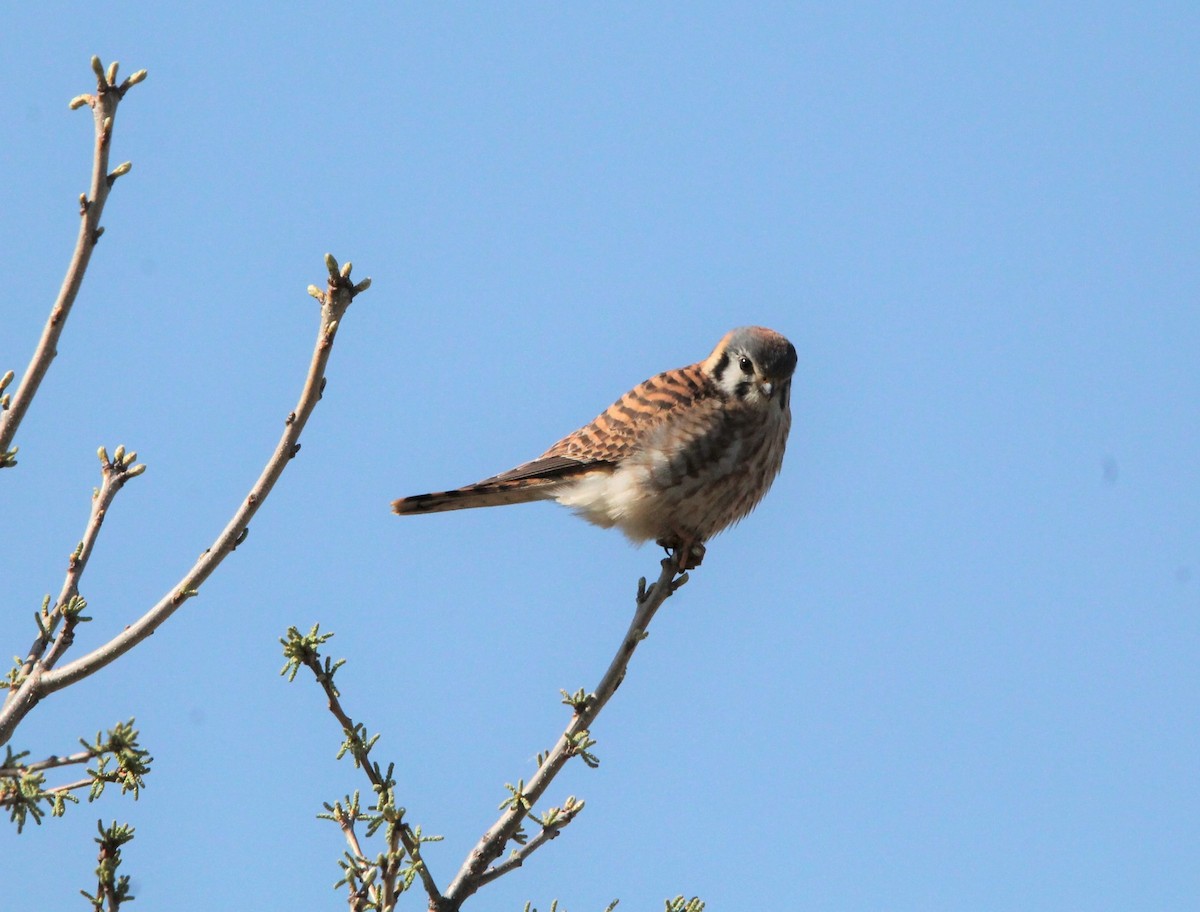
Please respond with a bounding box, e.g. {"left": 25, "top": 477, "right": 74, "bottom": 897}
{"left": 738, "top": 356, "right": 754, "bottom": 375}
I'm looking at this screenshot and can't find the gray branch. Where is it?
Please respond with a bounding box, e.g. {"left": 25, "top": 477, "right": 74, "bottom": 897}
{"left": 0, "top": 57, "right": 146, "bottom": 465}
{"left": 443, "top": 558, "right": 688, "bottom": 908}
{"left": 0, "top": 257, "right": 368, "bottom": 746}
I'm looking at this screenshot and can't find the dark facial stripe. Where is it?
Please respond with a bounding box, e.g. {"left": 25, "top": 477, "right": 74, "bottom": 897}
{"left": 734, "top": 380, "right": 752, "bottom": 399}
{"left": 711, "top": 351, "right": 730, "bottom": 382}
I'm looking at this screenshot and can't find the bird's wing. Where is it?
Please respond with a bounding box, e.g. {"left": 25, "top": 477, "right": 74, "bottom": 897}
{"left": 541, "top": 363, "right": 714, "bottom": 464}
{"left": 480, "top": 454, "right": 609, "bottom": 484}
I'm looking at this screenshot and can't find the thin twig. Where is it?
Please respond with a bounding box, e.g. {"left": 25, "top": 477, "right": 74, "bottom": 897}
{"left": 10, "top": 451, "right": 143, "bottom": 691}
{"left": 339, "top": 818, "right": 369, "bottom": 869}
{"left": 382, "top": 823, "right": 401, "bottom": 911}
{"left": 0, "top": 776, "right": 92, "bottom": 811}
{"left": 335, "top": 813, "right": 382, "bottom": 911}
{"left": 471, "top": 805, "right": 577, "bottom": 890}
{"left": 302, "top": 652, "right": 445, "bottom": 908}
{"left": 443, "top": 558, "right": 687, "bottom": 907}
{"left": 0, "top": 58, "right": 146, "bottom": 465}
{"left": 0, "top": 747, "right": 95, "bottom": 777}
{"left": 0, "top": 258, "right": 368, "bottom": 746}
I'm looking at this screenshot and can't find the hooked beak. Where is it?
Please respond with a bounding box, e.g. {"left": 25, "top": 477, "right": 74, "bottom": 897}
{"left": 759, "top": 380, "right": 775, "bottom": 399}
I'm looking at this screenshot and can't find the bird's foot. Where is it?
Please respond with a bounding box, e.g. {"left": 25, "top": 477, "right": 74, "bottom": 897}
{"left": 659, "top": 538, "right": 705, "bottom": 572}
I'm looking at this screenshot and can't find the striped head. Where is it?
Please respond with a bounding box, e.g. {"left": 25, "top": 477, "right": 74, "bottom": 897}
{"left": 702, "top": 326, "right": 797, "bottom": 409}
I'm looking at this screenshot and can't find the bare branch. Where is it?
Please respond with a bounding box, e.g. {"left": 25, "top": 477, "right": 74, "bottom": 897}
{"left": 0, "top": 57, "right": 147, "bottom": 466}
{"left": 444, "top": 558, "right": 687, "bottom": 906}
{"left": 0, "top": 258, "right": 368, "bottom": 746}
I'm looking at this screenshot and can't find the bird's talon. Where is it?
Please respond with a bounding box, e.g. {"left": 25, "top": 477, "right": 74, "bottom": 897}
{"left": 660, "top": 540, "right": 705, "bottom": 572}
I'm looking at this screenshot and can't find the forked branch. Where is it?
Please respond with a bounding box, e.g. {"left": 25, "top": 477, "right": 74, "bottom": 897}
{"left": 12, "top": 448, "right": 145, "bottom": 689}
{"left": 283, "top": 625, "right": 444, "bottom": 908}
{"left": 289, "top": 558, "right": 686, "bottom": 911}
{"left": 443, "top": 558, "right": 687, "bottom": 907}
{"left": 0, "top": 256, "right": 369, "bottom": 746}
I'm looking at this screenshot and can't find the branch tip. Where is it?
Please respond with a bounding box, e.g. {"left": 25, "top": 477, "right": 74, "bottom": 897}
{"left": 0, "top": 246, "right": 361, "bottom": 742}
{"left": 122, "top": 69, "right": 148, "bottom": 90}
{"left": 444, "top": 557, "right": 686, "bottom": 903}
{"left": 107, "top": 161, "right": 132, "bottom": 186}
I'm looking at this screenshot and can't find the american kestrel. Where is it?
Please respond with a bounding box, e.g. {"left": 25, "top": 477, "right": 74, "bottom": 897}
{"left": 392, "top": 326, "right": 796, "bottom": 569}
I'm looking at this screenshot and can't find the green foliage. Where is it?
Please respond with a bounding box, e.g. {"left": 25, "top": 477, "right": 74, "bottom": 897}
{"left": 80, "top": 819, "right": 136, "bottom": 911}
{"left": 284, "top": 625, "right": 442, "bottom": 910}
{"left": 566, "top": 730, "right": 600, "bottom": 769}
{"left": 534, "top": 794, "right": 584, "bottom": 829}
{"left": 0, "top": 746, "right": 79, "bottom": 831}
{"left": 84, "top": 719, "right": 152, "bottom": 801}
{"left": 1, "top": 594, "right": 93, "bottom": 692}
{"left": 1, "top": 720, "right": 151, "bottom": 833}
{"left": 559, "top": 687, "right": 589, "bottom": 712}
{"left": 500, "top": 779, "right": 533, "bottom": 813}
{"left": 522, "top": 900, "right": 620, "bottom": 912}
{"left": 279, "top": 623, "right": 339, "bottom": 685}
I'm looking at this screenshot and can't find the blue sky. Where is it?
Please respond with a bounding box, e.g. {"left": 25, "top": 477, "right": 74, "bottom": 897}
{"left": 2, "top": 3, "right": 1197, "bottom": 910}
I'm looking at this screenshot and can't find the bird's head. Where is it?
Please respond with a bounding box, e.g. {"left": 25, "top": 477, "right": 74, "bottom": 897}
{"left": 703, "top": 326, "right": 797, "bottom": 408}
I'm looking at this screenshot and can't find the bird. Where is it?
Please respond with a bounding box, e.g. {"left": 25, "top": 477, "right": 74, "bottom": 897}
{"left": 392, "top": 326, "right": 797, "bottom": 569}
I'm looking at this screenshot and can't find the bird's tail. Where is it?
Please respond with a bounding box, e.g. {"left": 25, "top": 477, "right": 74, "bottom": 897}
{"left": 392, "top": 478, "right": 560, "bottom": 515}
